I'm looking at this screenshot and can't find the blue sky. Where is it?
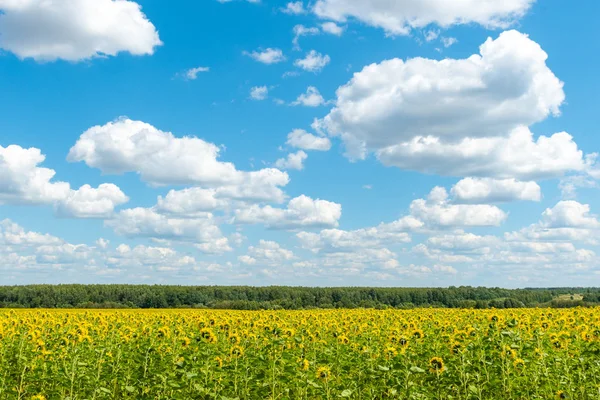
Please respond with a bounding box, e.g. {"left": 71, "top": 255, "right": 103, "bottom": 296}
{"left": 0, "top": 0, "right": 599, "bottom": 287}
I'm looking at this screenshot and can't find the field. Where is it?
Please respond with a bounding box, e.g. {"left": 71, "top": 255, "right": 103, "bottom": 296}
{"left": 1, "top": 309, "right": 599, "bottom": 399}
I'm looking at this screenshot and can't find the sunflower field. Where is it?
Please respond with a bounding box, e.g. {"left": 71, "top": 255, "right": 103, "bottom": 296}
{"left": 1, "top": 308, "right": 599, "bottom": 399}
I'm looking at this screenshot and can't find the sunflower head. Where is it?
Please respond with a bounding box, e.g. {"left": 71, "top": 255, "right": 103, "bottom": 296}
{"left": 556, "top": 390, "right": 569, "bottom": 399}
{"left": 429, "top": 357, "right": 445, "bottom": 374}
{"left": 316, "top": 366, "right": 331, "bottom": 381}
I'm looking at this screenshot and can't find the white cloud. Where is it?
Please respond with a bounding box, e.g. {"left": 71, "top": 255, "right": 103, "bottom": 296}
{"left": 250, "top": 86, "right": 269, "bottom": 100}
{"left": 67, "top": 119, "right": 290, "bottom": 195}
{"left": 184, "top": 66, "right": 210, "bottom": 80}
{"left": 441, "top": 37, "right": 458, "bottom": 47}
{"left": 317, "top": 31, "right": 565, "bottom": 163}
{"left": 238, "top": 255, "right": 257, "bottom": 265}
{"left": 56, "top": 184, "right": 129, "bottom": 218}
{"left": 244, "top": 48, "right": 286, "bottom": 64}
{"left": 540, "top": 201, "right": 600, "bottom": 229}
{"left": 275, "top": 151, "right": 308, "bottom": 170}
{"left": 294, "top": 50, "right": 330, "bottom": 72}
{"left": 106, "top": 207, "right": 227, "bottom": 247}
{"left": 0, "top": 144, "right": 127, "bottom": 217}
{"left": 282, "top": 1, "right": 306, "bottom": 14}
{"left": 293, "top": 25, "right": 320, "bottom": 50}
{"left": 0, "top": 144, "right": 70, "bottom": 205}
{"left": 451, "top": 178, "right": 541, "bottom": 203}
{"left": 247, "top": 240, "right": 295, "bottom": 264}
{"left": 376, "top": 127, "right": 589, "bottom": 180}
{"left": 0, "top": 0, "right": 162, "bottom": 62}
{"left": 156, "top": 188, "right": 227, "bottom": 216}
{"left": 312, "top": 0, "right": 534, "bottom": 35}
{"left": 292, "top": 86, "right": 326, "bottom": 107}
{"left": 235, "top": 195, "right": 341, "bottom": 229}
{"left": 286, "top": 129, "right": 331, "bottom": 151}
{"left": 424, "top": 30, "right": 439, "bottom": 42}
{"left": 410, "top": 187, "right": 507, "bottom": 228}
{"left": 321, "top": 22, "right": 344, "bottom": 36}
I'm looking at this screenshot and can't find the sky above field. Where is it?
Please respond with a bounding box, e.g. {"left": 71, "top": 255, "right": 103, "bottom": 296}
{"left": 1, "top": 0, "right": 599, "bottom": 287}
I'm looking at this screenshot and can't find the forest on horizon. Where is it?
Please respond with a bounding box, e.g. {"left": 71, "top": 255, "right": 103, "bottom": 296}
{"left": 2, "top": 284, "right": 600, "bottom": 309}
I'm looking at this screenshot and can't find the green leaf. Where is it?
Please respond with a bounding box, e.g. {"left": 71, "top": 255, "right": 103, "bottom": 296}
{"left": 340, "top": 389, "right": 353, "bottom": 397}
{"left": 124, "top": 386, "right": 135, "bottom": 393}
{"left": 410, "top": 366, "right": 425, "bottom": 373}
{"left": 377, "top": 365, "right": 389, "bottom": 371}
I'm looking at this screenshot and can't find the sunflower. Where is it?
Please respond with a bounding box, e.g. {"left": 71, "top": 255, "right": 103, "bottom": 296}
{"left": 385, "top": 346, "right": 398, "bottom": 359}
{"left": 30, "top": 395, "right": 46, "bottom": 400}
{"left": 513, "top": 358, "right": 525, "bottom": 370}
{"left": 556, "top": 390, "right": 569, "bottom": 399}
{"left": 230, "top": 345, "right": 244, "bottom": 357}
{"left": 215, "top": 356, "right": 223, "bottom": 368}
{"left": 429, "top": 357, "right": 445, "bottom": 374}
{"left": 316, "top": 366, "right": 331, "bottom": 381}
{"left": 301, "top": 358, "right": 310, "bottom": 371}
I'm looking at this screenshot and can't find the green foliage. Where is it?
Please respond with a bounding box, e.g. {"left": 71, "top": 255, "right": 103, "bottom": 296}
{"left": 0, "top": 284, "right": 598, "bottom": 309}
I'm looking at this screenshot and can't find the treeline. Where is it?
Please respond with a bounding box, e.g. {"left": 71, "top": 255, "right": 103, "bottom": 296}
{"left": 1, "top": 285, "right": 600, "bottom": 309}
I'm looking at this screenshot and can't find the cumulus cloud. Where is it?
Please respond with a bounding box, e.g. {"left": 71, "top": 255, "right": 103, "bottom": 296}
{"left": 0, "top": 144, "right": 127, "bottom": 217}
{"left": 292, "top": 86, "right": 326, "bottom": 107}
{"left": 183, "top": 66, "right": 210, "bottom": 80}
{"left": 67, "top": 119, "right": 290, "bottom": 196}
{"left": 234, "top": 195, "right": 341, "bottom": 229}
{"left": 281, "top": 1, "right": 306, "bottom": 14}
{"left": 410, "top": 187, "right": 507, "bottom": 228}
{"left": 293, "top": 25, "right": 320, "bottom": 50}
{"left": 376, "top": 127, "right": 589, "bottom": 180}
{"left": 294, "top": 50, "right": 330, "bottom": 72}
{"left": 451, "top": 178, "right": 541, "bottom": 203}
{"left": 0, "top": 0, "right": 162, "bottom": 62}
{"left": 275, "top": 151, "right": 308, "bottom": 170}
{"left": 105, "top": 207, "right": 228, "bottom": 251}
{"left": 56, "top": 184, "right": 129, "bottom": 218}
{"left": 312, "top": 0, "right": 534, "bottom": 35}
{"left": 320, "top": 22, "right": 344, "bottom": 36}
{"left": 250, "top": 86, "right": 269, "bottom": 100}
{"left": 246, "top": 240, "right": 295, "bottom": 264}
{"left": 318, "top": 31, "right": 564, "bottom": 159}
{"left": 286, "top": 129, "right": 331, "bottom": 151}
{"left": 155, "top": 188, "right": 227, "bottom": 216}
{"left": 540, "top": 201, "right": 600, "bottom": 229}
{"left": 243, "top": 48, "right": 286, "bottom": 64}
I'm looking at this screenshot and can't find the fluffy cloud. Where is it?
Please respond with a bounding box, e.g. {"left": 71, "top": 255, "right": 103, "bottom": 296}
{"left": 312, "top": 0, "right": 534, "bottom": 35}
{"left": 282, "top": 1, "right": 306, "bottom": 14}
{"left": 67, "top": 119, "right": 290, "bottom": 196}
{"left": 235, "top": 195, "right": 341, "bottom": 229}
{"left": 410, "top": 187, "right": 507, "bottom": 227}
{"left": 286, "top": 129, "right": 331, "bottom": 151}
{"left": 293, "top": 25, "right": 320, "bottom": 49}
{"left": 275, "top": 151, "right": 308, "bottom": 171}
{"left": 377, "top": 128, "right": 589, "bottom": 180}
{"left": 317, "top": 31, "right": 566, "bottom": 164}
{"left": 451, "top": 178, "right": 541, "bottom": 203}
{"left": 105, "top": 207, "right": 228, "bottom": 251}
{"left": 244, "top": 48, "right": 286, "bottom": 64}
{"left": 0, "top": 144, "right": 127, "bottom": 217}
{"left": 292, "top": 86, "right": 326, "bottom": 107}
{"left": 243, "top": 240, "right": 295, "bottom": 265}
{"left": 250, "top": 86, "right": 269, "bottom": 100}
{"left": 56, "top": 184, "right": 129, "bottom": 218}
{"left": 320, "top": 22, "right": 344, "bottom": 36}
{"left": 0, "top": 144, "right": 70, "bottom": 205}
{"left": 294, "top": 50, "right": 330, "bottom": 72}
{"left": 0, "top": 0, "right": 161, "bottom": 62}
{"left": 540, "top": 201, "right": 600, "bottom": 229}
{"left": 156, "top": 188, "right": 227, "bottom": 216}
{"left": 184, "top": 66, "right": 210, "bottom": 80}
